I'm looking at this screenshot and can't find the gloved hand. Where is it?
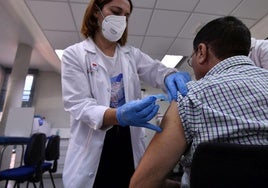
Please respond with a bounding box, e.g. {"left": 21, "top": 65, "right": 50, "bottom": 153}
{"left": 165, "top": 72, "right": 191, "bottom": 101}
{"left": 116, "top": 95, "right": 163, "bottom": 132}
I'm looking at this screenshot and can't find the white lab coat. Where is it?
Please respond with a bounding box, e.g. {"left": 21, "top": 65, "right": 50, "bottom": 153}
{"left": 249, "top": 38, "right": 268, "bottom": 70}
{"left": 61, "top": 38, "right": 176, "bottom": 188}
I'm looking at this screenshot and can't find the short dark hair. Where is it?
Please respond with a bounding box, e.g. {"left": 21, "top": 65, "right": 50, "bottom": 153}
{"left": 81, "top": 0, "right": 133, "bottom": 46}
{"left": 193, "top": 16, "right": 251, "bottom": 60}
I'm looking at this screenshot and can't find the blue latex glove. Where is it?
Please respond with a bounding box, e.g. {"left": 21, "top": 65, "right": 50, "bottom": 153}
{"left": 165, "top": 72, "right": 191, "bottom": 101}
{"left": 116, "top": 95, "right": 162, "bottom": 132}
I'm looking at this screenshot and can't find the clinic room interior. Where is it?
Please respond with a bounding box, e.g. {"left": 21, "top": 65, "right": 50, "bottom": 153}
{"left": 0, "top": 0, "right": 267, "bottom": 187}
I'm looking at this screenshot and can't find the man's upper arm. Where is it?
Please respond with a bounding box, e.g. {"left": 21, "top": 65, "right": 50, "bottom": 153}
{"left": 129, "top": 101, "right": 187, "bottom": 188}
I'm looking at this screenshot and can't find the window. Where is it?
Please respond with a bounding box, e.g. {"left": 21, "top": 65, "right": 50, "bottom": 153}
{"left": 0, "top": 68, "right": 38, "bottom": 111}
{"left": 22, "top": 74, "right": 35, "bottom": 107}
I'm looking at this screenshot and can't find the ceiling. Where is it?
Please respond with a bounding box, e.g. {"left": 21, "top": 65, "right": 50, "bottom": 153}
{"left": 1, "top": 0, "right": 268, "bottom": 74}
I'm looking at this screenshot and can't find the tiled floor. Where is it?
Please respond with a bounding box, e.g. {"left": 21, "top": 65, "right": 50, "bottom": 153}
{"left": 42, "top": 176, "right": 64, "bottom": 188}
{"left": 2, "top": 176, "right": 64, "bottom": 188}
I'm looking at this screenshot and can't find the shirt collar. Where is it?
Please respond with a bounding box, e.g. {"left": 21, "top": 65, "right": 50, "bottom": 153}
{"left": 205, "top": 55, "right": 255, "bottom": 77}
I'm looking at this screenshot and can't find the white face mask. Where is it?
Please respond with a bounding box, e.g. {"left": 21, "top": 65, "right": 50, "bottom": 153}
{"left": 99, "top": 9, "right": 127, "bottom": 42}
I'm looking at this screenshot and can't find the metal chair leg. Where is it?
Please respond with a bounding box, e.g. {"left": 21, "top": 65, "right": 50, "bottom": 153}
{"left": 49, "top": 172, "right": 56, "bottom": 188}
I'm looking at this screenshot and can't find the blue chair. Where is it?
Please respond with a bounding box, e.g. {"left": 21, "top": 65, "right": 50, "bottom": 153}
{"left": 42, "top": 135, "right": 60, "bottom": 188}
{"left": 0, "top": 133, "right": 46, "bottom": 188}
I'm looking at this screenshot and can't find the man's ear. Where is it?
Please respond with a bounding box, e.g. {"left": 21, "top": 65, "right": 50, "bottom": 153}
{"left": 196, "top": 43, "right": 208, "bottom": 65}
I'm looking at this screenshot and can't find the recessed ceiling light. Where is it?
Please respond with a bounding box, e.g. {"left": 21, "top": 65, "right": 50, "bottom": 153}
{"left": 161, "top": 55, "right": 183, "bottom": 68}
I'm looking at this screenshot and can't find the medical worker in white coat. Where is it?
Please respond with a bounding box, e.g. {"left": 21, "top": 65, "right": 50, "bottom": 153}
{"left": 249, "top": 37, "right": 268, "bottom": 70}
{"left": 61, "top": 0, "right": 191, "bottom": 187}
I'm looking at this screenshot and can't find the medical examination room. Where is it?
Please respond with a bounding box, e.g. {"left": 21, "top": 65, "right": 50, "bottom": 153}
{"left": 0, "top": 0, "right": 267, "bottom": 187}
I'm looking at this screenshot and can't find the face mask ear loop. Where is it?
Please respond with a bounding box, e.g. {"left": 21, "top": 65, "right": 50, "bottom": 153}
{"left": 96, "top": 6, "right": 105, "bottom": 19}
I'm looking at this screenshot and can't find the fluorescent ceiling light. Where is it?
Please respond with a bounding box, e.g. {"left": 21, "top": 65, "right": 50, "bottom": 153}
{"left": 55, "top": 49, "right": 64, "bottom": 60}
{"left": 161, "top": 55, "right": 183, "bottom": 68}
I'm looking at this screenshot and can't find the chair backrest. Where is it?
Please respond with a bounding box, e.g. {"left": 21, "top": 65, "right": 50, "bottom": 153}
{"left": 190, "top": 142, "right": 268, "bottom": 188}
{"left": 45, "top": 135, "right": 60, "bottom": 172}
{"left": 24, "top": 133, "right": 47, "bottom": 166}
{"left": 45, "top": 135, "right": 60, "bottom": 161}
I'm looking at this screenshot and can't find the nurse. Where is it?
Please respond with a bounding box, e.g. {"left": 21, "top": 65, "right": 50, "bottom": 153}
{"left": 61, "top": 0, "right": 191, "bottom": 187}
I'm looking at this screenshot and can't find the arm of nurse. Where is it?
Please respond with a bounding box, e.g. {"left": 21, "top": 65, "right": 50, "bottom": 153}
{"left": 129, "top": 101, "right": 187, "bottom": 188}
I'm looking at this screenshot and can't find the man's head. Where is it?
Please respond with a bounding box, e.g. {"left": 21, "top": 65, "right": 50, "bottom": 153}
{"left": 190, "top": 16, "right": 251, "bottom": 80}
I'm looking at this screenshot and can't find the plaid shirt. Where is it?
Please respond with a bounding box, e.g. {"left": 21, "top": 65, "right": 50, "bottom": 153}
{"left": 178, "top": 55, "right": 268, "bottom": 167}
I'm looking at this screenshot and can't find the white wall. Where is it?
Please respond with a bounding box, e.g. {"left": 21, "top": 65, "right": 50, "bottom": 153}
{"left": 33, "top": 71, "right": 70, "bottom": 129}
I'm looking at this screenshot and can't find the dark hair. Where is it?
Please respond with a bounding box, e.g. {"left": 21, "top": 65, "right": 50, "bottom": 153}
{"left": 193, "top": 16, "right": 251, "bottom": 60}
{"left": 81, "top": 0, "right": 133, "bottom": 46}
